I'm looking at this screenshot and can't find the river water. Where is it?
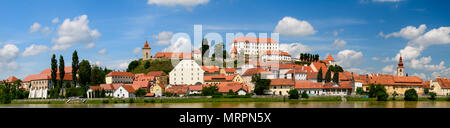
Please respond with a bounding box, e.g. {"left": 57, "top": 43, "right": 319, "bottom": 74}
{"left": 1, "top": 101, "right": 450, "bottom": 108}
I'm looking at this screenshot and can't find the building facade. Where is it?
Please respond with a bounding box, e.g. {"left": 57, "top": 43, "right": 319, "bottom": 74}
{"left": 142, "top": 40, "right": 152, "bottom": 60}
{"left": 105, "top": 72, "right": 134, "bottom": 84}
{"left": 169, "top": 60, "right": 204, "bottom": 85}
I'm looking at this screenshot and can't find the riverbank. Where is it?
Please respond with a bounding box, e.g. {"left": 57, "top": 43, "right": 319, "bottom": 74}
{"left": 10, "top": 96, "right": 450, "bottom": 104}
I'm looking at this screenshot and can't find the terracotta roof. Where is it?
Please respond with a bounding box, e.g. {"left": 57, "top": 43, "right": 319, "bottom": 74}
{"left": 398, "top": 55, "right": 404, "bottom": 68}
{"left": 368, "top": 74, "right": 425, "bottom": 86}
{"left": 270, "top": 79, "right": 295, "bottom": 86}
{"left": 193, "top": 50, "right": 201, "bottom": 54}
{"left": 89, "top": 86, "right": 102, "bottom": 91}
{"left": 265, "top": 51, "right": 291, "bottom": 56}
{"left": 201, "top": 66, "right": 220, "bottom": 73}
{"left": 154, "top": 52, "right": 192, "bottom": 59}
{"left": 147, "top": 71, "right": 164, "bottom": 77}
{"left": 232, "top": 46, "right": 237, "bottom": 54}
{"left": 294, "top": 81, "right": 324, "bottom": 89}
{"left": 165, "top": 85, "right": 188, "bottom": 95}
{"left": 21, "top": 74, "right": 72, "bottom": 81}
{"left": 6, "top": 76, "right": 19, "bottom": 83}
{"left": 106, "top": 72, "right": 134, "bottom": 77}
{"left": 217, "top": 82, "right": 249, "bottom": 93}
{"left": 224, "top": 68, "right": 236, "bottom": 73}
{"left": 286, "top": 69, "right": 308, "bottom": 74}
{"left": 143, "top": 40, "right": 151, "bottom": 49}
{"left": 40, "top": 67, "right": 73, "bottom": 75}
{"left": 132, "top": 80, "right": 150, "bottom": 90}
{"left": 310, "top": 62, "right": 328, "bottom": 73}
{"left": 100, "top": 83, "right": 124, "bottom": 90}
{"left": 233, "top": 37, "right": 278, "bottom": 44}
{"left": 326, "top": 54, "right": 335, "bottom": 62}
{"left": 204, "top": 74, "right": 235, "bottom": 82}
{"left": 339, "top": 71, "right": 355, "bottom": 81}
{"left": 145, "top": 93, "right": 155, "bottom": 97}
{"left": 242, "top": 68, "right": 272, "bottom": 76}
{"left": 188, "top": 85, "right": 203, "bottom": 91}
{"left": 306, "top": 72, "right": 318, "bottom": 79}
{"left": 120, "top": 85, "right": 136, "bottom": 93}
{"left": 435, "top": 78, "right": 450, "bottom": 88}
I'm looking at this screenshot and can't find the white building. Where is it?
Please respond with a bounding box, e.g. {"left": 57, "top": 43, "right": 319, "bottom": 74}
{"left": 113, "top": 85, "right": 136, "bottom": 98}
{"left": 261, "top": 51, "right": 291, "bottom": 62}
{"left": 105, "top": 72, "right": 134, "bottom": 84}
{"left": 231, "top": 37, "right": 279, "bottom": 57}
{"left": 169, "top": 60, "right": 205, "bottom": 85}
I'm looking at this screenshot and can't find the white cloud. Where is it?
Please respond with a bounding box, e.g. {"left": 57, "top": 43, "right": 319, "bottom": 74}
{"left": 279, "top": 42, "right": 313, "bottom": 58}
{"left": 153, "top": 31, "right": 173, "bottom": 45}
{"left": 372, "top": 57, "right": 380, "bottom": 61}
{"left": 163, "top": 37, "right": 192, "bottom": 53}
{"left": 385, "top": 24, "right": 427, "bottom": 40}
{"left": 147, "top": 0, "right": 209, "bottom": 9}
{"left": 29, "top": 22, "right": 42, "bottom": 33}
{"left": 41, "top": 26, "right": 51, "bottom": 35}
{"left": 332, "top": 39, "right": 347, "bottom": 49}
{"left": 378, "top": 32, "right": 384, "bottom": 37}
{"left": 408, "top": 56, "right": 446, "bottom": 71}
{"left": 335, "top": 49, "right": 364, "bottom": 68}
{"left": 346, "top": 68, "right": 369, "bottom": 75}
{"left": 85, "top": 43, "right": 95, "bottom": 49}
{"left": 409, "top": 27, "right": 450, "bottom": 47}
{"left": 0, "top": 44, "right": 20, "bottom": 72}
{"left": 413, "top": 73, "right": 428, "bottom": 80}
{"left": 382, "top": 64, "right": 395, "bottom": 74}
{"left": 22, "top": 44, "right": 49, "bottom": 57}
{"left": 333, "top": 29, "right": 344, "bottom": 36}
{"left": 133, "top": 47, "right": 141, "bottom": 54}
{"left": 98, "top": 48, "right": 107, "bottom": 55}
{"left": 394, "top": 45, "right": 423, "bottom": 61}
{"left": 52, "top": 15, "right": 101, "bottom": 50}
{"left": 274, "top": 16, "right": 316, "bottom": 37}
{"left": 52, "top": 17, "right": 59, "bottom": 24}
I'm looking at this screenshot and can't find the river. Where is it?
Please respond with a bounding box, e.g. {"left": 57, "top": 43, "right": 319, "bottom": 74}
{"left": 1, "top": 101, "right": 450, "bottom": 108}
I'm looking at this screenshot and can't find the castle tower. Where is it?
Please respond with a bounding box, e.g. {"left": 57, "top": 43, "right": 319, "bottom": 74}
{"left": 397, "top": 55, "right": 405, "bottom": 76}
{"left": 143, "top": 40, "right": 151, "bottom": 60}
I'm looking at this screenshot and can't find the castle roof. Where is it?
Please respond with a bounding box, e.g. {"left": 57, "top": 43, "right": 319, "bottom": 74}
{"left": 143, "top": 40, "right": 151, "bottom": 49}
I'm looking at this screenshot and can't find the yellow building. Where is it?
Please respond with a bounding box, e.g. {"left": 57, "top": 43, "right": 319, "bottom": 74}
{"left": 429, "top": 77, "right": 450, "bottom": 96}
{"left": 360, "top": 74, "right": 425, "bottom": 95}
{"left": 150, "top": 83, "right": 164, "bottom": 97}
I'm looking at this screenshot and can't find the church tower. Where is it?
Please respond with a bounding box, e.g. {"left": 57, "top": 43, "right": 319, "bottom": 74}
{"left": 143, "top": 40, "right": 151, "bottom": 60}
{"left": 397, "top": 55, "right": 405, "bottom": 76}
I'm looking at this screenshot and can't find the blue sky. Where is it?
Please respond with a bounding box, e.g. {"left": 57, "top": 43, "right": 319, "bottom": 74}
{"left": 0, "top": 0, "right": 449, "bottom": 80}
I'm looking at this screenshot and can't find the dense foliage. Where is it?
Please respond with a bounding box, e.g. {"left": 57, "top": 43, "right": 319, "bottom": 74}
{"left": 428, "top": 92, "right": 437, "bottom": 100}
{"left": 288, "top": 89, "right": 299, "bottom": 99}
{"left": 301, "top": 91, "right": 309, "bottom": 99}
{"left": 201, "top": 85, "right": 220, "bottom": 96}
{"left": 72, "top": 50, "right": 79, "bottom": 87}
{"left": 134, "top": 88, "right": 147, "bottom": 97}
{"left": 404, "top": 89, "right": 418, "bottom": 101}
{"left": 251, "top": 74, "right": 271, "bottom": 95}
{"left": 367, "top": 84, "right": 388, "bottom": 101}
{"left": 299, "top": 53, "right": 319, "bottom": 62}
{"left": 0, "top": 82, "right": 29, "bottom": 104}
{"left": 356, "top": 87, "right": 365, "bottom": 95}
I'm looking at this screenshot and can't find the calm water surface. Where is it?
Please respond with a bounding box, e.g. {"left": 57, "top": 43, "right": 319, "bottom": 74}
{"left": 2, "top": 101, "right": 450, "bottom": 108}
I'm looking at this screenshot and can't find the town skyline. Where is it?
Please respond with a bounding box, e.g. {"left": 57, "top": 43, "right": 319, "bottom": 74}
{"left": 1, "top": 0, "right": 449, "bottom": 80}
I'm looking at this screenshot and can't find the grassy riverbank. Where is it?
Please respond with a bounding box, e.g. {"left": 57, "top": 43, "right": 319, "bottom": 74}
{"left": 10, "top": 96, "right": 450, "bottom": 104}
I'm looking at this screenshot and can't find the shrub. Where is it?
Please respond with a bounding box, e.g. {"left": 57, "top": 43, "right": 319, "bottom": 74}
{"left": 428, "top": 92, "right": 437, "bottom": 100}
{"left": 356, "top": 87, "right": 365, "bottom": 95}
{"left": 288, "top": 89, "right": 299, "bottom": 99}
{"left": 102, "top": 100, "right": 109, "bottom": 104}
{"left": 376, "top": 90, "right": 388, "bottom": 101}
{"left": 301, "top": 91, "right": 309, "bottom": 99}
{"left": 404, "top": 89, "right": 418, "bottom": 101}
{"left": 392, "top": 91, "right": 398, "bottom": 101}
{"left": 128, "top": 98, "right": 134, "bottom": 103}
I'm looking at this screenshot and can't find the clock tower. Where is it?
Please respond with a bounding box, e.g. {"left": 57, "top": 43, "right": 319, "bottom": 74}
{"left": 143, "top": 40, "right": 151, "bottom": 60}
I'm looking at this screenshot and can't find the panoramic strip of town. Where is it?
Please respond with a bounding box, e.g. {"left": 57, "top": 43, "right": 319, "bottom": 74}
{"left": 1, "top": 36, "right": 449, "bottom": 105}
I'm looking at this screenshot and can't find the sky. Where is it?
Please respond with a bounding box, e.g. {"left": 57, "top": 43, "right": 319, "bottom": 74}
{"left": 0, "top": 0, "right": 449, "bottom": 81}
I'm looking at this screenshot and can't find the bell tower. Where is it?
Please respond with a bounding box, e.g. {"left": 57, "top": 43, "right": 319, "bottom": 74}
{"left": 143, "top": 40, "right": 151, "bottom": 60}
{"left": 397, "top": 55, "right": 405, "bottom": 76}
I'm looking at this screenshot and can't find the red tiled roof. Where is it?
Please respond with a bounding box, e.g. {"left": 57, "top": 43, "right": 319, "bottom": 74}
{"left": 147, "top": 71, "right": 164, "bottom": 77}
{"left": 143, "top": 40, "right": 151, "bottom": 49}
{"left": 89, "top": 86, "right": 102, "bottom": 91}
{"left": 233, "top": 37, "right": 278, "bottom": 44}
{"left": 40, "top": 67, "right": 73, "bottom": 75}
{"left": 154, "top": 52, "right": 192, "bottom": 59}
{"left": 188, "top": 85, "right": 203, "bottom": 91}
{"left": 311, "top": 62, "right": 328, "bottom": 73}
{"left": 106, "top": 72, "right": 134, "bottom": 77}
{"left": 326, "top": 54, "right": 335, "bottom": 62}
{"left": 435, "top": 78, "right": 450, "bottom": 88}
{"left": 21, "top": 74, "right": 72, "bottom": 81}
{"left": 193, "top": 50, "right": 201, "bottom": 54}
{"left": 204, "top": 74, "right": 235, "bottom": 82}
{"left": 286, "top": 69, "right": 308, "bottom": 74}
{"left": 217, "top": 82, "right": 249, "bottom": 93}
{"left": 132, "top": 80, "right": 150, "bottom": 90}
{"left": 6, "top": 76, "right": 19, "bottom": 83}
{"left": 120, "top": 85, "right": 136, "bottom": 93}
{"left": 368, "top": 74, "right": 425, "bottom": 86}
{"left": 265, "top": 51, "right": 291, "bottom": 56}
{"left": 145, "top": 93, "right": 155, "bottom": 97}
{"left": 270, "top": 79, "right": 295, "bottom": 86}
{"left": 242, "top": 68, "right": 272, "bottom": 76}
{"left": 100, "top": 83, "right": 124, "bottom": 90}
{"left": 232, "top": 46, "right": 237, "bottom": 54}
{"left": 201, "top": 66, "right": 220, "bottom": 73}
{"left": 224, "top": 68, "right": 236, "bottom": 73}
{"left": 165, "top": 85, "right": 189, "bottom": 95}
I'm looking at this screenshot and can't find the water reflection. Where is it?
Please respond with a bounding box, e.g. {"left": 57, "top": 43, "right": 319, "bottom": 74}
{"left": 2, "top": 101, "right": 450, "bottom": 108}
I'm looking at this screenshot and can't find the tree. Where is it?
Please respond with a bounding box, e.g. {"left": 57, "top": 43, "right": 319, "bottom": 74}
{"left": 72, "top": 50, "right": 79, "bottom": 87}
{"left": 376, "top": 85, "right": 388, "bottom": 101}
{"left": 51, "top": 54, "right": 57, "bottom": 88}
{"left": 144, "top": 61, "right": 150, "bottom": 69}
{"left": 251, "top": 74, "right": 271, "bottom": 95}
{"left": 301, "top": 91, "right": 309, "bottom": 99}
{"left": 134, "top": 88, "right": 147, "bottom": 97}
{"left": 333, "top": 71, "right": 339, "bottom": 84}
{"left": 127, "top": 60, "right": 139, "bottom": 72}
{"left": 317, "top": 68, "right": 323, "bottom": 82}
{"left": 392, "top": 91, "right": 398, "bottom": 100}
{"left": 201, "top": 38, "right": 209, "bottom": 66}
{"left": 424, "top": 88, "right": 429, "bottom": 95}
{"left": 325, "top": 69, "right": 332, "bottom": 83}
{"left": 288, "top": 89, "right": 299, "bottom": 99}
{"left": 356, "top": 87, "right": 364, "bottom": 95}
{"left": 78, "top": 60, "right": 91, "bottom": 86}
{"left": 201, "top": 85, "right": 219, "bottom": 96}
{"left": 404, "top": 89, "right": 418, "bottom": 101}
{"left": 59, "top": 55, "right": 65, "bottom": 88}
{"left": 428, "top": 92, "right": 437, "bottom": 100}
{"left": 228, "top": 89, "right": 237, "bottom": 95}
{"left": 367, "top": 84, "right": 377, "bottom": 98}
{"left": 90, "top": 65, "right": 103, "bottom": 85}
